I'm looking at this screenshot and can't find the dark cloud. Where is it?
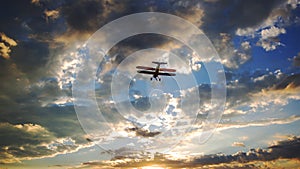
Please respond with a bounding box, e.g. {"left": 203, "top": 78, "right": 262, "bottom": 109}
{"left": 10, "top": 40, "right": 50, "bottom": 75}
{"left": 0, "top": 0, "right": 64, "bottom": 41}
{"left": 201, "top": 0, "right": 285, "bottom": 35}
{"left": 60, "top": 0, "right": 171, "bottom": 33}
{"left": 0, "top": 0, "right": 41, "bottom": 34}
{"left": 194, "top": 136, "right": 300, "bottom": 166}
{"left": 274, "top": 73, "right": 300, "bottom": 90}
{"left": 125, "top": 126, "right": 161, "bottom": 138}
{"left": 61, "top": 0, "right": 104, "bottom": 32}
{"left": 0, "top": 62, "right": 29, "bottom": 98}
{"left": 0, "top": 0, "right": 66, "bottom": 81}
{"left": 268, "top": 136, "right": 300, "bottom": 159}
{"left": 107, "top": 34, "right": 176, "bottom": 65}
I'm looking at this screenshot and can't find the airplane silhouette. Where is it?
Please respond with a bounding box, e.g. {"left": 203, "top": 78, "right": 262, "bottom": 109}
{"left": 136, "top": 61, "right": 176, "bottom": 81}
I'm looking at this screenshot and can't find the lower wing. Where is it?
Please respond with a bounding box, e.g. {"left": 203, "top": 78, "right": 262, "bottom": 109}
{"left": 158, "top": 72, "right": 176, "bottom": 76}
{"left": 137, "top": 70, "right": 155, "bottom": 75}
{"left": 136, "top": 66, "right": 156, "bottom": 71}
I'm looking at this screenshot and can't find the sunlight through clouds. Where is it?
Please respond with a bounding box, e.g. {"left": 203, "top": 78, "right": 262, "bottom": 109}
{"left": 0, "top": 0, "right": 300, "bottom": 168}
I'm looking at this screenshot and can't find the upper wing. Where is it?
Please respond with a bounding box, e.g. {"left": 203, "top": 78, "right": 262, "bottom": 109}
{"left": 159, "top": 68, "right": 176, "bottom": 72}
{"left": 152, "top": 61, "right": 167, "bottom": 65}
{"left": 137, "top": 70, "right": 155, "bottom": 75}
{"left": 158, "top": 72, "right": 176, "bottom": 76}
{"left": 136, "top": 66, "right": 156, "bottom": 71}
{"left": 136, "top": 66, "right": 176, "bottom": 72}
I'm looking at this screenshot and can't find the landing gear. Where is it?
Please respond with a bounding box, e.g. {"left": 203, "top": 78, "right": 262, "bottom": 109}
{"left": 150, "top": 77, "right": 161, "bottom": 81}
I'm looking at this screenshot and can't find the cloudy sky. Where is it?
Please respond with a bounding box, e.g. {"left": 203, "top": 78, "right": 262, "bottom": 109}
{"left": 1, "top": 0, "right": 300, "bottom": 168}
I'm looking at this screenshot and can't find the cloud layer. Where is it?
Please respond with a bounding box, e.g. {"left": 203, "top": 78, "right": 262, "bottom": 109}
{"left": 76, "top": 136, "right": 300, "bottom": 168}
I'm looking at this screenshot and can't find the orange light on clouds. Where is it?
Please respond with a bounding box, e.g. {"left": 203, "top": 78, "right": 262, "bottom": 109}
{"left": 141, "top": 166, "right": 164, "bottom": 169}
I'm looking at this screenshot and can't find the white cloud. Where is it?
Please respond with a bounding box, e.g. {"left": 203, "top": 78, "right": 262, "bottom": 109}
{"left": 51, "top": 96, "right": 74, "bottom": 107}
{"left": 255, "top": 26, "right": 286, "bottom": 51}
{"left": 241, "top": 41, "right": 251, "bottom": 50}
{"left": 48, "top": 45, "right": 84, "bottom": 90}
{"left": 252, "top": 74, "right": 269, "bottom": 83}
{"left": 257, "top": 39, "right": 285, "bottom": 51}
{"left": 236, "top": 27, "right": 257, "bottom": 37}
{"left": 223, "top": 109, "right": 246, "bottom": 116}
{"left": 47, "top": 137, "right": 76, "bottom": 150}
{"left": 292, "top": 52, "right": 300, "bottom": 66}
{"left": 261, "top": 26, "right": 286, "bottom": 39}
{"left": 218, "top": 115, "right": 300, "bottom": 131}
{"left": 189, "top": 54, "right": 202, "bottom": 71}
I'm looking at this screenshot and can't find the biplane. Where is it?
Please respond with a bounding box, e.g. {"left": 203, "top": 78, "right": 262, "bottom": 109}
{"left": 136, "top": 61, "right": 176, "bottom": 81}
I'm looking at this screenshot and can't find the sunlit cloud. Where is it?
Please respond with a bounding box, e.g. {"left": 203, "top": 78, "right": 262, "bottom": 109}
{"left": 249, "top": 80, "right": 300, "bottom": 110}
{"left": 0, "top": 33, "right": 17, "bottom": 46}
{"left": 44, "top": 9, "right": 60, "bottom": 22}
{"left": 31, "top": 0, "right": 40, "bottom": 5}
{"left": 232, "top": 141, "right": 246, "bottom": 147}
{"left": 0, "top": 32, "right": 17, "bottom": 59}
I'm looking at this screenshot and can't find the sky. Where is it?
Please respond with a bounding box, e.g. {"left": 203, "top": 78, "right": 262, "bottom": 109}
{"left": 1, "top": 0, "right": 300, "bottom": 168}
